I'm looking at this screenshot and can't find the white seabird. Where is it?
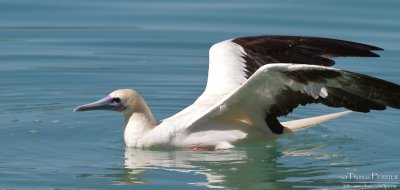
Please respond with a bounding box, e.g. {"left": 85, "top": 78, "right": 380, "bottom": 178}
{"left": 74, "top": 35, "right": 400, "bottom": 150}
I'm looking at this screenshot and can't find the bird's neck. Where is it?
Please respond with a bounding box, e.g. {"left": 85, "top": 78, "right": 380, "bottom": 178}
{"left": 123, "top": 99, "right": 156, "bottom": 147}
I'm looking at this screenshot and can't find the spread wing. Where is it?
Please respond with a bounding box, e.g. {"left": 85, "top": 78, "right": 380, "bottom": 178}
{"left": 187, "top": 64, "right": 400, "bottom": 134}
{"left": 203, "top": 35, "right": 382, "bottom": 96}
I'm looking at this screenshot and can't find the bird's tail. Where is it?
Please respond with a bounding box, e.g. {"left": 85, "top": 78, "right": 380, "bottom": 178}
{"left": 282, "top": 110, "right": 352, "bottom": 131}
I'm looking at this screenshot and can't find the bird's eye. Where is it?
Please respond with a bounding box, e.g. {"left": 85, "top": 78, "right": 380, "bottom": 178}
{"left": 112, "top": 97, "right": 121, "bottom": 103}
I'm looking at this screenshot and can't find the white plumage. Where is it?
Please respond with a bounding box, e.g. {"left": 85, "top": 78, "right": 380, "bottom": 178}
{"left": 74, "top": 35, "right": 400, "bottom": 150}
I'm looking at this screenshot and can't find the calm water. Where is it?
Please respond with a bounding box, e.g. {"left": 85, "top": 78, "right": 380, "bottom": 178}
{"left": 0, "top": 0, "right": 399, "bottom": 189}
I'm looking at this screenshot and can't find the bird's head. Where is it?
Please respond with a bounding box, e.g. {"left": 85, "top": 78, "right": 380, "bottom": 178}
{"left": 74, "top": 89, "right": 141, "bottom": 114}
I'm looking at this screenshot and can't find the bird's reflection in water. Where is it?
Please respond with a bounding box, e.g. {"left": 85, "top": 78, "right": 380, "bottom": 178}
{"left": 117, "top": 131, "right": 353, "bottom": 189}
{"left": 122, "top": 147, "right": 247, "bottom": 188}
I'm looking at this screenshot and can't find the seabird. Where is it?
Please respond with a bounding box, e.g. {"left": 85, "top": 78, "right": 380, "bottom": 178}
{"left": 74, "top": 35, "right": 400, "bottom": 150}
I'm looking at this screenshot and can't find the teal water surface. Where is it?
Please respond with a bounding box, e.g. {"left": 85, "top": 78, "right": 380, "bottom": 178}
{"left": 0, "top": 0, "right": 400, "bottom": 189}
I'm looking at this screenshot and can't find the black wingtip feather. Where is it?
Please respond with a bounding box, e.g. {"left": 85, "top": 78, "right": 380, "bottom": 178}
{"left": 368, "top": 51, "right": 381, "bottom": 57}
{"left": 232, "top": 35, "right": 384, "bottom": 78}
{"left": 361, "top": 44, "right": 384, "bottom": 51}
{"left": 273, "top": 67, "right": 400, "bottom": 118}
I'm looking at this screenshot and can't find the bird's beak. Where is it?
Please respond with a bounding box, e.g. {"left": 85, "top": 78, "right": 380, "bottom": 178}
{"left": 74, "top": 96, "right": 123, "bottom": 112}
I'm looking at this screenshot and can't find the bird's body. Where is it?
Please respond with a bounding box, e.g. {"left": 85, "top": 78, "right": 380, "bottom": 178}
{"left": 75, "top": 35, "right": 400, "bottom": 150}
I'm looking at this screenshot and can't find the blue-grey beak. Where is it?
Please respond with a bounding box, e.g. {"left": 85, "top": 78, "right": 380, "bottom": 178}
{"left": 74, "top": 96, "right": 124, "bottom": 112}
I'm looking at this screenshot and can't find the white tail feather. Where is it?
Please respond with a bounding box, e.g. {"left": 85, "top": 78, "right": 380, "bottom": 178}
{"left": 282, "top": 110, "right": 352, "bottom": 132}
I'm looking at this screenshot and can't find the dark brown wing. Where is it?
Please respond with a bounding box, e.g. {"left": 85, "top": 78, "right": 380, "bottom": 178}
{"left": 232, "top": 35, "right": 383, "bottom": 78}
{"left": 264, "top": 66, "right": 400, "bottom": 134}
